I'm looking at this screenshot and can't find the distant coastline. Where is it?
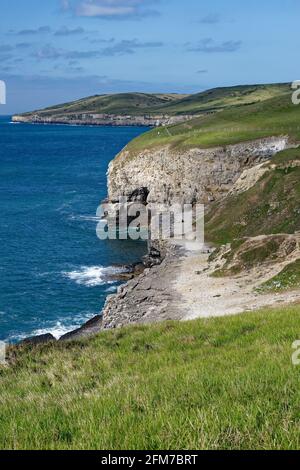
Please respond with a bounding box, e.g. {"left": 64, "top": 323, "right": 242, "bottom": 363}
{"left": 11, "top": 114, "right": 196, "bottom": 128}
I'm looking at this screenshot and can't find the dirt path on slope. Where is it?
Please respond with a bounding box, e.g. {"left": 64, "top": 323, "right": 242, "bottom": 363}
{"left": 172, "top": 241, "right": 300, "bottom": 320}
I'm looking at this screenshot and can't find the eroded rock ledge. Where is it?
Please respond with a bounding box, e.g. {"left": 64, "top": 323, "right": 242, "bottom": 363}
{"left": 101, "top": 242, "right": 184, "bottom": 329}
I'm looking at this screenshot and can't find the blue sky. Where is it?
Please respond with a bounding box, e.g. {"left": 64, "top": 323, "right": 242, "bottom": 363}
{"left": 0, "top": 0, "right": 299, "bottom": 113}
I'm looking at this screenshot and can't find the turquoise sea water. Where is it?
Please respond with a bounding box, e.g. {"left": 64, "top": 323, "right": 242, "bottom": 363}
{"left": 0, "top": 116, "right": 148, "bottom": 342}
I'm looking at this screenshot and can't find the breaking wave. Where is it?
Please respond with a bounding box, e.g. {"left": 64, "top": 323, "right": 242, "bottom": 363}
{"left": 63, "top": 265, "right": 126, "bottom": 287}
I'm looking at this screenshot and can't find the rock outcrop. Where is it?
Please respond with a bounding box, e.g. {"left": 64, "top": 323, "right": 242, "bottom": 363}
{"left": 59, "top": 315, "right": 103, "bottom": 341}
{"left": 101, "top": 243, "right": 184, "bottom": 329}
{"left": 19, "top": 333, "right": 56, "bottom": 347}
{"left": 108, "top": 137, "right": 289, "bottom": 206}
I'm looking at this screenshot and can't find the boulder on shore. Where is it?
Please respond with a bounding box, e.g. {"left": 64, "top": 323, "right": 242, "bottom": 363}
{"left": 20, "top": 333, "right": 56, "bottom": 347}
{"left": 59, "top": 315, "right": 103, "bottom": 342}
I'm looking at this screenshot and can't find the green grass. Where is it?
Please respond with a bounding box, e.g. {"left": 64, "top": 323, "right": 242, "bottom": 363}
{"left": 205, "top": 151, "right": 300, "bottom": 245}
{"left": 1, "top": 304, "right": 300, "bottom": 450}
{"left": 271, "top": 147, "right": 300, "bottom": 165}
{"left": 257, "top": 260, "right": 300, "bottom": 293}
{"left": 126, "top": 91, "right": 300, "bottom": 154}
{"left": 149, "top": 83, "right": 290, "bottom": 115}
{"left": 21, "top": 92, "right": 188, "bottom": 117}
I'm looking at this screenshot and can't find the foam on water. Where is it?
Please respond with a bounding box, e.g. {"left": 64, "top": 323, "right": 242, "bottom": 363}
{"left": 63, "top": 265, "right": 126, "bottom": 287}
{"left": 10, "top": 307, "right": 102, "bottom": 342}
{"left": 68, "top": 214, "right": 103, "bottom": 222}
{"left": 12, "top": 323, "right": 74, "bottom": 341}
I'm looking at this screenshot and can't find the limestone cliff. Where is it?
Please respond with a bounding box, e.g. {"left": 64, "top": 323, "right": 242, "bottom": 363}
{"left": 12, "top": 114, "right": 196, "bottom": 128}
{"left": 108, "top": 137, "right": 289, "bottom": 206}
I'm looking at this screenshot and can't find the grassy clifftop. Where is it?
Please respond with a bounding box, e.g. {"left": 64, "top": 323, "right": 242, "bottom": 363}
{"left": 2, "top": 304, "right": 300, "bottom": 450}
{"left": 126, "top": 91, "right": 299, "bottom": 153}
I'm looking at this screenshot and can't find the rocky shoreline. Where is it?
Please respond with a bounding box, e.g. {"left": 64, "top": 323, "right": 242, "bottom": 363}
{"left": 17, "top": 240, "right": 178, "bottom": 346}
{"left": 101, "top": 242, "right": 185, "bottom": 329}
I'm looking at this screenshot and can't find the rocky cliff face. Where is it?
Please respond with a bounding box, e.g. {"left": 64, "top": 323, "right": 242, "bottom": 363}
{"left": 108, "top": 137, "right": 289, "bottom": 205}
{"left": 12, "top": 114, "right": 196, "bottom": 127}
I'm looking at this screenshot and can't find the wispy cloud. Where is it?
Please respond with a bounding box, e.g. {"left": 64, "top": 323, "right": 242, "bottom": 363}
{"left": 15, "top": 42, "right": 32, "bottom": 49}
{"left": 63, "top": 0, "right": 160, "bottom": 19}
{"left": 89, "top": 37, "right": 115, "bottom": 44}
{"left": 0, "top": 45, "right": 13, "bottom": 53}
{"left": 0, "top": 45, "right": 14, "bottom": 62}
{"left": 199, "top": 13, "right": 220, "bottom": 24}
{"left": 100, "top": 38, "right": 163, "bottom": 55}
{"left": 13, "top": 25, "right": 87, "bottom": 37}
{"left": 33, "top": 38, "right": 163, "bottom": 60}
{"left": 36, "top": 46, "right": 101, "bottom": 61}
{"left": 17, "top": 26, "right": 51, "bottom": 36}
{"left": 33, "top": 45, "right": 62, "bottom": 60}
{"left": 187, "top": 38, "right": 242, "bottom": 53}
{"left": 54, "top": 26, "right": 85, "bottom": 36}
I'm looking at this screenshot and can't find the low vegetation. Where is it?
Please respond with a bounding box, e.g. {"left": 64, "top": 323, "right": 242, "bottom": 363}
{"left": 257, "top": 259, "right": 300, "bottom": 293}
{"left": 205, "top": 149, "right": 300, "bottom": 245}
{"left": 1, "top": 304, "right": 300, "bottom": 450}
{"left": 211, "top": 235, "right": 298, "bottom": 277}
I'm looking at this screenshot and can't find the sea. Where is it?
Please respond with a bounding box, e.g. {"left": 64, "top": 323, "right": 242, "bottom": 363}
{"left": 0, "top": 116, "right": 148, "bottom": 342}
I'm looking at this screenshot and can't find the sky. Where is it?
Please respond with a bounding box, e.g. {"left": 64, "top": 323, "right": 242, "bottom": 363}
{"left": 0, "top": 0, "right": 299, "bottom": 114}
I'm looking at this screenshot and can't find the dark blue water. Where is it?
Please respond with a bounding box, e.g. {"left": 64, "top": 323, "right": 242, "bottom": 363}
{"left": 0, "top": 116, "right": 148, "bottom": 342}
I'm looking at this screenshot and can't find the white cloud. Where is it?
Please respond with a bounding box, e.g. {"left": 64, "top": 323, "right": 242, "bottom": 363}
{"left": 77, "top": 4, "right": 135, "bottom": 17}
{"left": 71, "top": 0, "right": 158, "bottom": 18}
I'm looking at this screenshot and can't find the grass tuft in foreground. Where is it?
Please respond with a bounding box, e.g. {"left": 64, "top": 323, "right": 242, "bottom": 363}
{"left": 1, "top": 304, "right": 300, "bottom": 450}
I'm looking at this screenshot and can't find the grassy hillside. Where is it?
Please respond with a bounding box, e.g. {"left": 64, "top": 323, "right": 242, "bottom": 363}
{"left": 205, "top": 148, "right": 300, "bottom": 245}
{"left": 210, "top": 234, "right": 298, "bottom": 278}
{"left": 19, "top": 83, "right": 289, "bottom": 118}
{"left": 152, "top": 83, "right": 290, "bottom": 115}
{"left": 22, "top": 93, "right": 188, "bottom": 117}
{"left": 127, "top": 91, "right": 299, "bottom": 153}
{"left": 1, "top": 304, "right": 300, "bottom": 450}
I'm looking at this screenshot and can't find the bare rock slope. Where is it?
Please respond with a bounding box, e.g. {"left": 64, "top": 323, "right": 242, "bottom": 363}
{"left": 108, "top": 137, "right": 288, "bottom": 205}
